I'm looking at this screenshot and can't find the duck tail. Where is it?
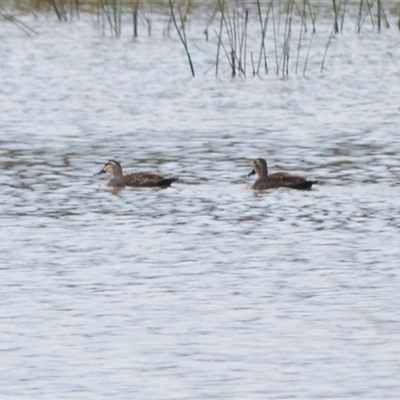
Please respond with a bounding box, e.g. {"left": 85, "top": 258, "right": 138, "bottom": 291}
{"left": 157, "top": 177, "right": 179, "bottom": 188}
{"left": 293, "top": 180, "right": 318, "bottom": 190}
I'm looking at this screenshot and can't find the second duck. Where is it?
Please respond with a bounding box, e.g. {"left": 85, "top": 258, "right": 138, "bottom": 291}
{"left": 96, "top": 160, "right": 178, "bottom": 188}
{"left": 248, "top": 158, "right": 317, "bottom": 190}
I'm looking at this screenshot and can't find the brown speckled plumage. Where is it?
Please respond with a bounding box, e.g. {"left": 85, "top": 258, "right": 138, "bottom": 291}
{"left": 96, "top": 160, "right": 178, "bottom": 188}
{"left": 248, "top": 158, "right": 317, "bottom": 190}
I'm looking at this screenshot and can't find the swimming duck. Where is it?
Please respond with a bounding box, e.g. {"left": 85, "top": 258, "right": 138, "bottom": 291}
{"left": 96, "top": 160, "right": 178, "bottom": 188}
{"left": 248, "top": 158, "right": 317, "bottom": 190}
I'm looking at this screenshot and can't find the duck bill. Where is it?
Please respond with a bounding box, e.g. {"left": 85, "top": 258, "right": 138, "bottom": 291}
{"left": 248, "top": 169, "right": 256, "bottom": 177}
{"left": 95, "top": 169, "right": 106, "bottom": 176}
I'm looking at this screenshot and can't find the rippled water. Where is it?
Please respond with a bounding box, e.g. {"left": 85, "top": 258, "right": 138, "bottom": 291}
{"left": 1, "top": 10, "right": 400, "bottom": 399}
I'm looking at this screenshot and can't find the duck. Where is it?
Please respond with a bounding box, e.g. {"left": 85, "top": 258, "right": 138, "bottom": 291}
{"left": 96, "top": 160, "right": 178, "bottom": 188}
{"left": 248, "top": 158, "right": 317, "bottom": 190}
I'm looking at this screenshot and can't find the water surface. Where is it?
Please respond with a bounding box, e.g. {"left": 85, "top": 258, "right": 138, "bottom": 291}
{"left": 1, "top": 11, "right": 400, "bottom": 399}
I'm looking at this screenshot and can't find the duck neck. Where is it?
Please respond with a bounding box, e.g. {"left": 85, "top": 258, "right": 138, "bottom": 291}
{"left": 112, "top": 166, "right": 123, "bottom": 179}
{"left": 259, "top": 162, "right": 268, "bottom": 178}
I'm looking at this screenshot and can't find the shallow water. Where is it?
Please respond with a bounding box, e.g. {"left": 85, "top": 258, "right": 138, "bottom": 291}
{"left": 1, "top": 10, "right": 400, "bottom": 399}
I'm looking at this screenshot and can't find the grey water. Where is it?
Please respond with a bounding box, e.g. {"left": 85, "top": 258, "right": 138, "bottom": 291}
{"left": 1, "top": 9, "right": 400, "bottom": 399}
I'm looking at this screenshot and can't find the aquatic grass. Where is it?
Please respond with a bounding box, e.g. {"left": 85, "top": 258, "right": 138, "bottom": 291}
{"left": 271, "top": 0, "right": 279, "bottom": 74}
{"left": 217, "top": 0, "right": 236, "bottom": 76}
{"left": 132, "top": 0, "right": 138, "bottom": 36}
{"left": 214, "top": 1, "right": 224, "bottom": 75}
{"left": 295, "top": 0, "right": 306, "bottom": 75}
{"left": 398, "top": 5, "right": 400, "bottom": 31}
{"left": 332, "top": 0, "right": 339, "bottom": 33}
{"left": 143, "top": 6, "right": 152, "bottom": 35}
{"left": 356, "top": 0, "right": 374, "bottom": 33}
{"left": 47, "top": 0, "right": 67, "bottom": 20}
{"left": 0, "top": 0, "right": 396, "bottom": 77}
{"left": 0, "top": 5, "right": 38, "bottom": 34}
{"left": 363, "top": 0, "right": 390, "bottom": 31}
{"left": 377, "top": 0, "right": 390, "bottom": 30}
{"left": 302, "top": 25, "right": 314, "bottom": 77}
{"left": 255, "top": 0, "right": 271, "bottom": 75}
{"left": 321, "top": 24, "right": 335, "bottom": 73}
{"left": 168, "top": 0, "right": 195, "bottom": 76}
{"left": 340, "top": 0, "right": 348, "bottom": 33}
{"left": 281, "top": 0, "right": 294, "bottom": 77}
{"left": 203, "top": 5, "right": 218, "bottom": 41}
{"left": 215, "top": 0, "right": 249, "bottom": 77}
{"left": 98, "top": 0, "right": 122, "bottom": 36}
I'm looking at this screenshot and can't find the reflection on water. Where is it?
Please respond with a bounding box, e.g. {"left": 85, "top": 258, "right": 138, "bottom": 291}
{"left": 1, "top": 12, "right": 400, "bottom": 400}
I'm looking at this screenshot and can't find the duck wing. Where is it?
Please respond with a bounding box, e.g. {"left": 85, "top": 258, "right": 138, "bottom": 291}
{"left": 121, "top": 172, "right": 178, "bottom": 188}
{"left": 254, "top": 172, "right": 317, "bottom": 190}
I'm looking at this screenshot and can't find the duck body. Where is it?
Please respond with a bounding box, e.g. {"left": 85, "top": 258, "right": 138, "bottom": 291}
{"left": 97, "top": 160, "right": 178, "bottom": 188}
{"left": 249, "top": 158, "right": 317, "bottom": 190}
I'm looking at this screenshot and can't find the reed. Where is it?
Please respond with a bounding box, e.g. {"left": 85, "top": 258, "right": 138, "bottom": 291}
{"left": 47, "top": 0, "right": 67, "bottom": 20}
{"left": 98, "top": 0, "right": 122, "bottom": 36}
{"left": 240, "top": 8, "right": 249, "bottom": 75}
{"left": 215, "top": 1, "right": 224, "bottom": 75}
{"left": 321, "top": 25, "right": 335, "bottom": 73}
{"left": 203, "top": 6, "right": 218, "bottom": 41}
{"left": 271, "top": 1, "right": 279, "bottom": 75}
{"left": 215, "top": 0, "right": 249, "bottom": 77}
{"left": 1, "top": 0, "right": 395, "bottom": 77}
{"left": 302, "top": 26, "right": 313, "bottom": 77}
{"left": 332, "top": 0, "right": 339, "bottom": 33}
{"left": 340, "top": 0, "right": 348, "bottom": 33}
{"left": 377, "top": 0, "right": 390, "bottom": 30}
{"left": 168, "top": 0, "right": 195, "bottom": 77}
{"left": 398, "top": 5, "right": 400, "bottom": 31}
{"left": 295, "top": 0, "right": 305, "bottom": 75}
{"left": 132, "top": 0, "right": 138, "bottom": 36}
{"left": 281, "top": 0, "right": 294, "bottom": 77}
{"left": 0, "top": 6, "right": 38, "bottom": 34}
{"left": 356, "top": 0, "right": 374, "bottom": 33}
{"left": 255, "top": 0, "right": 271, "bottom": 75}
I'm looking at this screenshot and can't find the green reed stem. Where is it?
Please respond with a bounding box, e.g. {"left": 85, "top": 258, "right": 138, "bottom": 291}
{"left": 168, "top": 0, "right": 195, "bottom": 77}
{"left": 271, "top": 1, "right": 279, "bottom": 75}
{"left": 215, "top": 29, "right": 235, "bottom": 74}
{"left": 0, "top": 7, "right": 38, "bottom": 35}
{"left": 215, "top": 7, "right": 224, "bottom": 76}
{"left": 256, "top": 0, "right": 271, "bottom": 75}
{"left": 250, "top": 52, "right": 255, "bottom": 76}
{"left": 398, "top": 6, "right": 400, "bottom": 31}
{"left": 366, "top": 0, "right": 375, "bottom": 29}
{"left": 340, "top": 0, "right": 348, "bottom": 33}
{"left": 98, "top": 0, "right": 121, "bottom": 36}
{"left": 47, "top": 0, "right": 67, "bottom": 21}
{"left": 357, "top": 0, "right": 376, "bottom": 32}
{"left": 332, "top": 0, "right": 339, "bottom": 33}
{"left": 224, "top": 2, "right": 235, "bottom": 56}
{"left": 68, "top": 0, "right": 79, "bottom": 20}
{"left": 132, "top": 0, "right": 139, "bottom": 37}
{"left": 303, "top": 28, "right": 314, "bottom": 77}
{"left": 295, "top": 0, "right": 306, "bottom": 75}
{"left": 242, "top": 9, "right": 248, "bottom": 76}
{"left": 114, "top": 0, "right": 122, "bottom": 36}
{"left": 356, "top": 0, "right": 363, "bottom": 33}
{"left": 217, "top": 0, "right": 237, "bottom": 77}
{"left": 231, "top": 49, "right": 236, "bottom": 77}
{"left": 282, "top": 0, "right": 294, "bottom": 77}
{"left": 204, "top": 6, "right": 218, "bottom": 41}
{"left": 233, "top": 8, "right": 237, "bottom": 58}
{"left": 378, "top": 1, "right": 390, "bottom": 29}
{"left": 321, "top": 25, "right": 335, "bottom": 73}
